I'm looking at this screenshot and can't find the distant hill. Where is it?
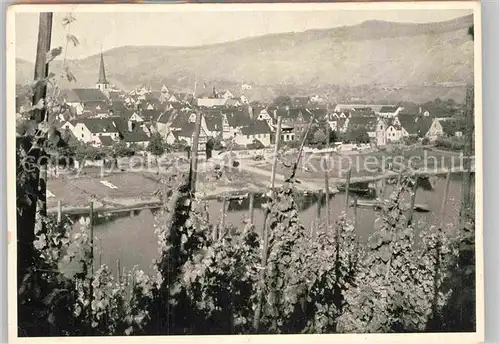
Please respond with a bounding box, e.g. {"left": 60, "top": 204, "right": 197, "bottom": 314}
{"left": 16, "top": 14, "right": 474, "bottom": 102}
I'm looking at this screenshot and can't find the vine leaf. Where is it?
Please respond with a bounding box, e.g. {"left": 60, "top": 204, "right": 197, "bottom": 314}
{"left": 66, "top": 34, "right": 80, "bottom": 47}
{"left": 45, "top": 47, "right": 63, "bottom": 64}
{"left": 62, "top": 14, "right": 76, "bottom": 26}
{"left": 64, "top": 65, "right": 77, "bottom": 83}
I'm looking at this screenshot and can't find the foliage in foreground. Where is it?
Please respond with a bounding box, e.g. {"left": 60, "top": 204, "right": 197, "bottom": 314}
{"left": 17, "top": 171, "right": 476, "bottom": 336}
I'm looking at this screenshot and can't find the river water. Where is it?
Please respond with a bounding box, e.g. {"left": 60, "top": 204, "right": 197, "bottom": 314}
{"left": 89, "top": 175, "right": 474, "bottom": 275}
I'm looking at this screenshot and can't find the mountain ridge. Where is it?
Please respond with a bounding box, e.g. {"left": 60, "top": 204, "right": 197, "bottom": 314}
{"left": 16, "top": 14, "right": 474, "bottom": 102}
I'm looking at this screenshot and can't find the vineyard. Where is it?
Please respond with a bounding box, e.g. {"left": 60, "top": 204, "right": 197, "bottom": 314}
{"left": 16, "top": 144, "right": 476, "bottom": 335}
{"left": 15, "top": 13, "right": 477, "bottom": 337}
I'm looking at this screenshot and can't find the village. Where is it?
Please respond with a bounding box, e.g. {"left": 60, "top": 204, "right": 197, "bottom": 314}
{"left": 17, "top": 52, "right": 467, "bottom": 159}
{"left": 15, "top": 51, "right": 471, "bottom": 217}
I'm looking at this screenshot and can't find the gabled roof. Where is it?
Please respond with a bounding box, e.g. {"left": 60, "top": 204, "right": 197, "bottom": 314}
{"left": 438, "top": 118, "right": 466, "bottom": 136}
{"left": 204, "top": 115, "right": 223, "bottom": 132}
{"left": 98, "top": 135, "right": 114, "bottom": 147}
{"left": 176, "top": 122, "right": 207, "bottom": 138}
{"left": 348, "top": 116, "right": 377, "bottom": 130}
{"left": 240, "top": 120, "right": 271, "bottom": 136}
{"left": 76, "top": 118, "right": 119, "bottom": 134}
{"left": 379, "top": 106, "right": 400, "bottom": 113}
{"left": 123, "top": 130, "right": 150, "bottom": 143}
{"left": 224, "top": 109, "right": 253, "bottom": 128}
{"left": 399, "top": 115, "right": 434, "bottom": 137}
{"left": 169, "top": 111, "right": 189, "bottom": 128}
{"left": 66, "top": 88, "right": 108, "bottom": 103}
{"left": 141, "top": 109, "right": 163, "bottom": 122}
{"left": 157, "top": 109, "right": 177, "bottom": 124}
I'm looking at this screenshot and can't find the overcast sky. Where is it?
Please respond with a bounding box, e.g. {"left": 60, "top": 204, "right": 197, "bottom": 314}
{"left": 15, "top": 8, "right": 472, "bottom": 62}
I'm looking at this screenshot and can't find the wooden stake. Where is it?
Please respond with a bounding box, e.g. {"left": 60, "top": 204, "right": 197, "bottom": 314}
{"left": 439, "top": 170, "right": 452, "bottom": 229}
{"left": 248, "top": 193, "right": 255, "bottom": 224}
{"left": 324, "top": 171, "right": 330, "bottom": 231}
{"left": 253, "top": 118, "right": 282, "bottom": 332}
{"left": 344, "top": 168, "right": 352, "bottom": 211}
{"left": 189, "top": 111, "right": 202, "bottom": 193}
{"left": 89, "top": 201, "right": 95, "bottom": 330}
{"left": 220, "top": 196, "right": 227, "bottom": 238}
{"left": 316, "top": 191, "right": 322, "bottom": 232}
{"left": 407, "top": 178, "right": 419, "bottom": 227}
{"left": 270, "top": 117, "right": 283, "bottom": 190}
{"left": 89, "top": 202, "right": 94, "bottom": 276}
{"left": 353, "top": 197, "right": 358, "bottom": 230}
{"left": 116, "top": 259, "right": 121, "bottom": 283}
{"left": 460, "top": 86, "right": 474, "bottom": 225}
{"left": 57, "top": 200, "right": 62, "bottom": 223}
{"left": 34, "top": 12, "right": 53, "bottom": 219}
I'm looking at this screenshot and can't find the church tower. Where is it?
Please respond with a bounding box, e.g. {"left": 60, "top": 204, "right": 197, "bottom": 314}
{"left": 96, "top": 51, "right": 109, "bottom": 97}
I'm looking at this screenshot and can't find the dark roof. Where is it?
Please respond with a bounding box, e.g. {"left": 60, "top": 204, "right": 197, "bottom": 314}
{"left": 439, "top": 118, "right": 466, "bottom": 136}
{"left": 204, "top": 114, "right": 223, "bottom": 132}
{"left": 275, "top": 107, "right": 314, "bottom": 122}
{"left": 157, "top": 109, "right": 177, "bottom": 124}
{"left": 98, "top": 135, "right": 114, "bottom": 147}
{"left": 177, "top": 122, "right": 197, "bottom": 138}
{"left": 84, "top": 101, "right": 110, "bottom": 112}
{"left": 224, "top": 109, "right": 253, "bottom": 127}
{"left": 108, "top": 91, "right": 123, "bottom": 102}
{"left": 141, "top": 110, "right": 163, "bottom": 122}
{"left": 399, "top": 115, "right": 434, "bottom": 137}
{"left": 77, "top": 118, "right": 119, "bottom": 133}
{"left": 379, "top": 106, "right": 399, "bottom": 113}
{"left": 170, "top": 112, "right": 189, "bottom": 128}
{"left": 67, "top": 88, "right": 108, "bottom": 103}
{"left": 123, "top": 130, "right": 150, "bottom": 143}
{"left": 110, "top": 117, "right": 128, "bottom": 134}
{"left": 240, "top": 120, "right": 271, "bottom": 135}
{"left": 348, "top": 116, "right": 377, "bottom": 129}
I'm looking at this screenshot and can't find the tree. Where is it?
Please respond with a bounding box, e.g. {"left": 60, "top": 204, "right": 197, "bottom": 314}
{"left": 345, "top": 126, "right": 370, "bottom": 143}
{"left": 147, "top": 133, "right": 165, "bottom": 157}
{"left": 112, "top": 140, "right": 134, "bottom": 158}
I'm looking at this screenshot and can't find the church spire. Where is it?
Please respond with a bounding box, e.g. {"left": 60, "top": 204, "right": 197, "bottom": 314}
{"left": 97, "top": 51, "right": 108, "bottom": 85}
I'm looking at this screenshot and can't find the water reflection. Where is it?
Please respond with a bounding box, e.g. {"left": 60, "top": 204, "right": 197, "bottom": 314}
{"left": 84, "top": 174, "right": 472, "bottom": 275}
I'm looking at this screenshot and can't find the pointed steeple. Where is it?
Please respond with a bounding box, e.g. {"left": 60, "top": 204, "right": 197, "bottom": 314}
{"left": 97, "top": 51, "right": 108, "bottom": 85}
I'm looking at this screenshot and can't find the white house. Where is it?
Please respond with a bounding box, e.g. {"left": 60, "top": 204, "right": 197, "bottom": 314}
{"left": 234, "top": 121, "right": 272, "bottom": 147}
{"left": 69, "top": 118, "right": 120, "bottom": 147}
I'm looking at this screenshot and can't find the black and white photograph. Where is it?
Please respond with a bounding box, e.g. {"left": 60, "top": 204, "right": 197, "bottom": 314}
{"left": 7, "top": 2, "right": 483, "bottom": 341}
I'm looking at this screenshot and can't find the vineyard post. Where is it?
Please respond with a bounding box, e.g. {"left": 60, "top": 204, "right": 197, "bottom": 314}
{"left": 353, "top": 197, "right": 358, "bottom": 230}
{"left": 253, "top": 117, "right": 282, "bottom": 332}
{"left": 344, "top": 168, "right": 351, "bottom": 211}
{"left": 407, "top": 178, "right": 419, "bottom": 227}
{"left": 324, "top": 171, "right": 330, "bottom": 230}
{"left": 57, "top": 200, "right": 62, "bottom": 223}
{"left": 248, "top": 193, "right": 255, "bottom": 224}
{"left": 439, "top": 170, "right": 452, "bottom": 229}
{"left": 116, "top": 259, "right": 121, "bottom": 283}
{"left": 189, "top": 111, "right": 202, "bottom": 193}
{"left": 89, "top": 202, "right": 94, "bottom": 275}
{"left": 89, "top": 201, "right": 95, "bottom": 330}
{"left": 270, "top": 117, "right": 283, "bottom": 190}
{"left": 316, "top": 192, "right": 322, "bottom": 233}
{"left": 460, "top": 86, "right": 474, "bottom": 226}
{"left": 34, "top": 13, "right": 53, "bottom": 222}
{"left": 18, "top": 13, "right": 53, "bottom": 285}
{"left": 220, "top": 195, "right": 227, "bottom": 238}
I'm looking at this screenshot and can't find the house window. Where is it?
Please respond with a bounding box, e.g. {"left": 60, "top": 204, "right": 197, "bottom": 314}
{"left": 380, "top": 125, "right": 383, "bottom": 130}
{"left": 81, "top": 133, "right": 84, "bottom": 138}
